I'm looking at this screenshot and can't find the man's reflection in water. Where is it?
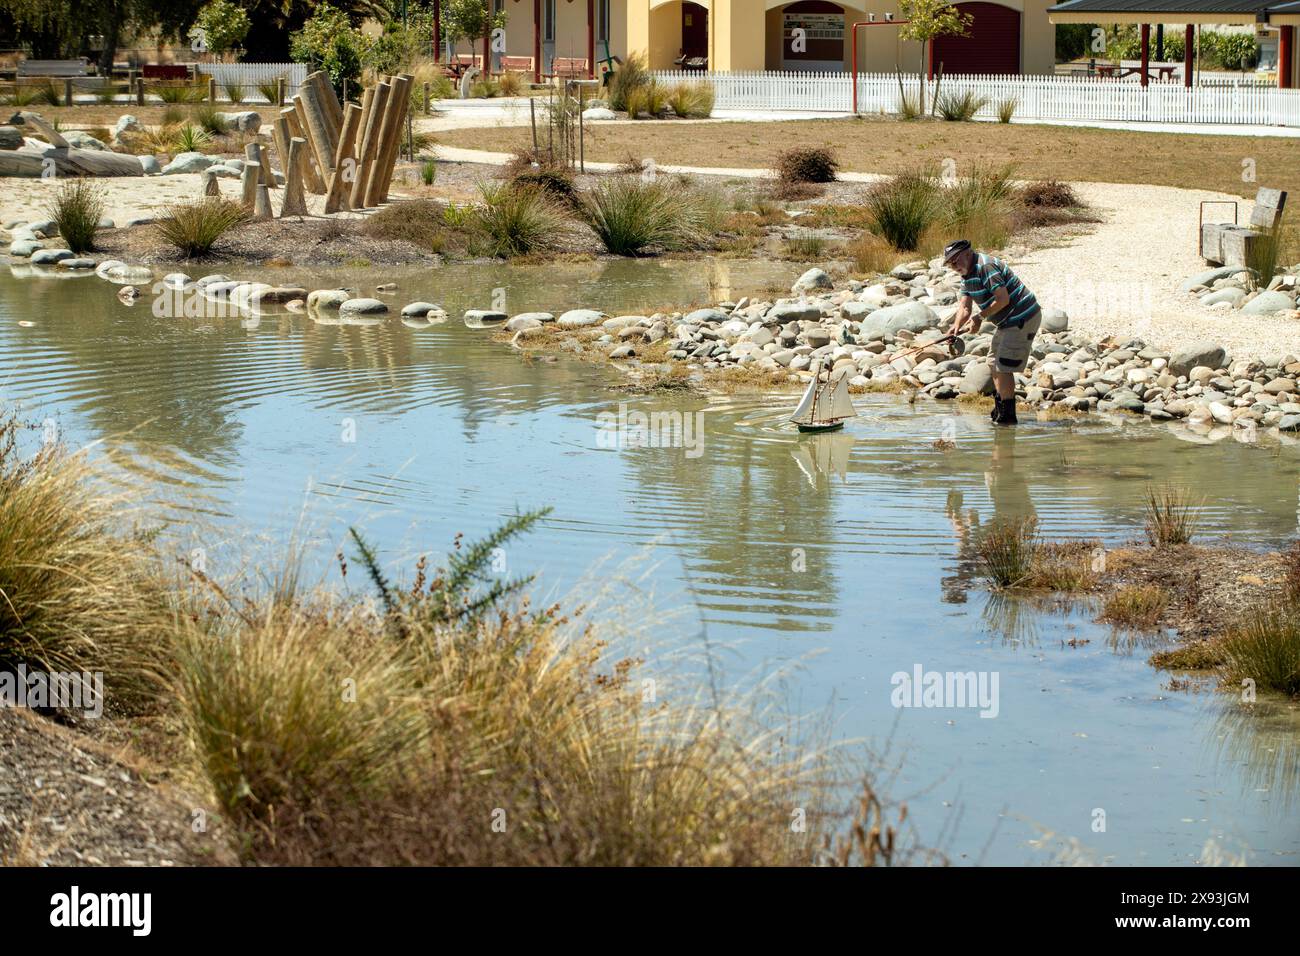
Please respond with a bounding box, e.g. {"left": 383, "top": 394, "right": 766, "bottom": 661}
{"left": 942, "top": 426, "right": 1036, "bottom": 604}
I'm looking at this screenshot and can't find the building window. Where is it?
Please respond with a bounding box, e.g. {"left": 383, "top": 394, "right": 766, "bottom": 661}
{"left": 599, "top": 0, "right": 610, "bottom": 45}
{"left": 544, "top": 0, "right": 556, "bottom": 43}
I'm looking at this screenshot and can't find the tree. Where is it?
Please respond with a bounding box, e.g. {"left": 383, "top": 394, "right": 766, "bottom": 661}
{"left": 439, "top": 0, "right": 505, "bottom": 64}
{"left": 191, "top": 0, "right": 251, "bottom": 57}
{"left": 897, "top": 0, "right": 972, "bottom": 114}
{"left": 289, "top": 3, "right": 365, "bottom": 95}
{"left": 0, "top": 0, "right": 201, "bottom": 66}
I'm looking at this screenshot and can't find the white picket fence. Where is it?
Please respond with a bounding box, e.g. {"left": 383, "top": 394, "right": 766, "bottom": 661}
{"left": 651, "top": 70, "right": 1300, "bottom": 127}
{"left": 194, "top": 62, "right": 308, "bottom": 96}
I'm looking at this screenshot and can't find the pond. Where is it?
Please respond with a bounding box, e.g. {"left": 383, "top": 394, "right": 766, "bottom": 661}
{"left": 3, "top": 257, "right": 1299, "bottom": 866}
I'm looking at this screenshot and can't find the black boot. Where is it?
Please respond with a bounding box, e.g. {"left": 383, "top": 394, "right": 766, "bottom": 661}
{"left": 990, "top": 396, "right": 1003, "bottom": 423}
{"left": 995, "top": 397, "right": 1019, "bottom": 426}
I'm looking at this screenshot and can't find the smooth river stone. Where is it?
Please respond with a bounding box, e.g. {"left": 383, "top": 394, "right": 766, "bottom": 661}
{"left": 339, "top": 297, "right": 390, "bottom": 316}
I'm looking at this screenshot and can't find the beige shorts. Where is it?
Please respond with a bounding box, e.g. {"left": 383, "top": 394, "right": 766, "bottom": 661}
{"left": 988, "top": 310, "right": 1041, "bottom": 374}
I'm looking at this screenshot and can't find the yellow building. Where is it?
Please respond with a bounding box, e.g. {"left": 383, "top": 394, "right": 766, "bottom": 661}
{"left": 483, "top": 0, "right": 1059, "bottom": 76}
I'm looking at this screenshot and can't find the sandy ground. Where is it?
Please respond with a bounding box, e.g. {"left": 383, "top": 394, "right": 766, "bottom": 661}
{"left": 3, "top": 151, "right": 1296, "bottom": 361}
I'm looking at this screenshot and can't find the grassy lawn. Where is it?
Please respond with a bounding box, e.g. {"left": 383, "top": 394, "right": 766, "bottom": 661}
{"left": 447, "top": 117, "right": 1297, "bottom": 200}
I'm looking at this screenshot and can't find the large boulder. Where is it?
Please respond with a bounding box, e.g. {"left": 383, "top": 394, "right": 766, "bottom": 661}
{"left": 307, "top": 289, "right": 351, "bottom": 310}
{"left": 113, "top": 114, "right": 142, "bottom": 139}
{"left": 958, "top": 362, "right": 994, "bottom": 396}
{"left": 767, "top": 301, "right": 823, "bottom": 324}
{"left": 582, "top": 107, "right": 616, "bottom": 121}
{"left": 339, "top": 297, "right": 390, "bottom": 316}
{"left": 557, "top": 308, "right": 606, "bottom": 328}
{"left": 138, "top": 155, "right": 161, "bottom": 175}
{"left": 63, "top": 130, "right": 107, "bottom": 151}
{"left": 214, "top": 111, "right": 263, "bottom": 133}
{"left": 31, "top": 248, "right": 73, "bottom": 265}
{"left": 858, "top": 301, "right": 939, "bottom": 342}
{"left": 0, "top": 126, "right": 21, "bottom": 150}
{"left": 1199, "top": 287, "right": 1247, "bottom": 308}
{"left": 792, "top": 267, "right": 832, "bottom": 294}
{"left": 161, "top": 152, "right": 218, "bottom": 175}
{"left": 1039, "top": 307, "right": 1069, "bottom": 333}
{"left": 1241, "top": 290, "right": 1297, "bottom": 315}
{"left": 1169, "top": 341, "right": 1226, "bottom": 376}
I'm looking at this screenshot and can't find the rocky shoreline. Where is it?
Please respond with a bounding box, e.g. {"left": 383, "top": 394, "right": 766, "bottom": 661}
{"left": 7, "top": 244, "right": 1300, "bottom": 435}
{"left": 501, "top": 260, "right": 1300, "bottom": 437}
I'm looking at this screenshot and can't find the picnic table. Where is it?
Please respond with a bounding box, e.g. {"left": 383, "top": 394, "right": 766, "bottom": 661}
{"left": 1095, "top": 63, "right": 1178, "bottom": 81}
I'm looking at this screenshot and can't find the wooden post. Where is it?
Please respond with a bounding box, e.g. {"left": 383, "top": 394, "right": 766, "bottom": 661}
{"left": 533, "top": 0, "right": 542, "bottom": 83}
{"left": 351, "top": 79, "right": 391, "bottom": 209}
{"left": 246, "top": 142, "right": 273, "bottom": 187}
{"left": 208, "top": 76, "right": 217, "bottom": 103}
{"left": 1140, "top": 24, "right": 1151, "bottom": 88}
{"left": 240, "top": 161, "right": 260, "bottom": 209}
{"left": 281, "top": 137, "right": 309, "bottom": 217}
{"left": 281, "top": 106, "right": 325, "bottom": 193}
{"left": 64, "top": 78, "right": 73, "bottom": 106}
{"left": 291, "top": 98, "right": 329, "bottom": 193}
{"left": 296, "top": 84, "right": 337, "bottom": 179}
{"left": 135, "top": 77, "right": 144, "bottom": 106}
{"left": 276, "top": 76, "right": 286, "bottom": 106}
{"left": 324, "top": 101, "right": 363, "bottom": 214}
{"left": 254, "top": 183, "right": 273, "bottom": 220}
{"left": 308, "top": 71, "right": 343, "bottom": 135}
{"left": 271, "top": 113, "right": 293, "bottom": 188}
{"left": 587, "top": 0, "right": 594, "bottom": 79}
{"left": 1184, "top": 24, "right": 1195, "bottom": 88}
{"left": 423, "top": 81, "right": 431, "bottom": 114}
{"left": 370, "top": 73, "right": 413, "bottom": 206}
{"left": 1281, "top": 26, "right": 1295, "bottom": 90}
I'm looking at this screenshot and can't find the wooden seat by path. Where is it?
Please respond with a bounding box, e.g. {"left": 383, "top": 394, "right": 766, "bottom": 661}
{"left": 499, "top": 56, "right": 534, "bottom": 73}
{"left": 545, "top": 57, "right": 589, "bottom": 79}
{"left": 17, "top": 58, "right": 89, "bottom": 77}
{"left": 141, "top": 64, "right": 191, "bottom": 81}
{"left": 1200, "top": 188, "right": 1288, "bottom": 267}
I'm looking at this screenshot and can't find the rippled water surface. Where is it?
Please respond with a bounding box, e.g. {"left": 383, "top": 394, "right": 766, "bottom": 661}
{"left": 4, "top": 258, "right": 1300, "bottom": 865}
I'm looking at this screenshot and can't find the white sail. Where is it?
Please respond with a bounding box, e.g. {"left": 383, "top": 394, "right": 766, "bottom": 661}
{"left": 789, "top": 376, "right": 820, "bottom": 425}
{"left": 825, "top": 373, "right": 857, "bottom": 421}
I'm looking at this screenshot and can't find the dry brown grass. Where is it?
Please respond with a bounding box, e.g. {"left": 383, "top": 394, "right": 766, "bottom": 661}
{"left": 1101, "top": 584, "right": 1170, "bottom": 629}
{"left": 450, "top": 118, "right": 1299, "bottom": 199}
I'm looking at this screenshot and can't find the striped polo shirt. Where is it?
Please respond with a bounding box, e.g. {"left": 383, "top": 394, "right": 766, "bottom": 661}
{"left": 962, "top": 253, "right": 1039, "bottom": 328}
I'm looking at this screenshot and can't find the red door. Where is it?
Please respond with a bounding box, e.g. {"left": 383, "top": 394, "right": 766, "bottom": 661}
{"left": 682, "top": 2, "right": 708, "bottom": 59}
{"left": 930, "top": 2, "right": 1021, "bottom": 76}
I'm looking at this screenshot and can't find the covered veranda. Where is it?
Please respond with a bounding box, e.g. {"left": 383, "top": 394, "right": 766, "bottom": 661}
{"left": 1047, "top": 0, "right": 1299, "bottom": 88}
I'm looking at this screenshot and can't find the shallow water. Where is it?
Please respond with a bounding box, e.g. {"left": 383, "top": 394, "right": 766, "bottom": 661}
{"left": 3, "top": 258, "right": 1300, "bottom": 866}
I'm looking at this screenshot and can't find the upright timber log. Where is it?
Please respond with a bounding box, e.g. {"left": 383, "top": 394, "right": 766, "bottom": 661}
{"left": 350, "top": 78, "right": 390, "bottom": 209}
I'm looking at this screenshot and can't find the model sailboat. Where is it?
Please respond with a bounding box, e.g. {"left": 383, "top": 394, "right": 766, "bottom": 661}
{"left": 789, "top": 362, "right": 858, "bottom": 433}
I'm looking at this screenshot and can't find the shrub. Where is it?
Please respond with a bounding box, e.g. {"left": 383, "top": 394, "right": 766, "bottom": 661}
{"left": 943, "top": 163, "right": 1016, "bottom": 249}
{"left": 46, "top": 178, "right": 106, "bottom": 254}
{"left": 154, "top": 83, "right": 207, "bottom": 104}
{"left": 844, "top": 232, "right": 898, "bottom": 274}
{"left": 579, "top": 177, "right": 707, "bottom": 255}
{"left": 1101, "top": 584, "right": 1170, "bottom": 629}
{"left": 155, "top": 198, "right": 250, "bottom": 257}
{"left": 896, "top": 89, "right": 923, "bottom": 120}
{"left": 1143, "top": 484, "right": 1201, "bottom": 547}
{"left": 173, "top": 122, "right": 213, "bottom": 154}
{"left": 420, "top": 158, "right": 436, "bottom": 186}
{"left": 996, "top": 96, "right": 1017, "bottom": 123}
{"left": 222, "top": 81, "right": 245, "bottom": 104}
{"left": 161, "top": 105, "right": 186, "bottom": 126}
{"left": 496, "top": 71, "right": 524, "bottom": 96}
{"left": 776, "top": 146, "right": 839, "bottom": 184}
{"left": 1021, "top": 179, "right": 1079, "bottom": 209}
{"left": 509, "top": 163, "right": 576, "bottom": 200}
{"left": 470, "top": 78, "right": 500, "bottom": 99}
{"left": 608, "top": 50, "right": 650, "bottom": 112}
{"left": 864, "top": 169, "right": 941, "bottom": 251}
{"left": 935, "top": 89, "right": 988, "bottom": 121}
{"left": 360, "top": 198, "right": 447, "bottom": 250}
{"left": 785, "top": 230, "right": 827, "bottom": 259}
{"left": 468, "top": 182, "right": 569, "bottom": 257}
{"left": 643, "top": 80, "right": 668, "bottom": 117}
{"left": 623, "top": 84, "right": 650, "bottom": 119}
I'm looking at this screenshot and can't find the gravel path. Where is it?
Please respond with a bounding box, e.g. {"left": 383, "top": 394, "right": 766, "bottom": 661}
{"left": 1010, "top": 181, "right": 1299, "bottom": 362}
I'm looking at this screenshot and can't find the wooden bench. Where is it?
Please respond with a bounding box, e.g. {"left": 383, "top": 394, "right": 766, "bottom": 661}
{"left": 499, "top": 56, "right": 534, "bottom": 73}
{"left": 545, "top": 57, "right": 589, "bottom": 79}
{"left": 141, "top": 64, "right": 191, "bottom": 81}
{"left": 1200, "top": 187, "right": 1288, "bottom": 266}
{"left": 17, "top": 58, "right": 89, "bottom": 77}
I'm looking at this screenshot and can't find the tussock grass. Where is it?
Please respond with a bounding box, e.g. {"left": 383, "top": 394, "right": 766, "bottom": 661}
{"left": 0, "top": 414, "right": 170, "bottom": 713}
{"left": 1151, "top": 640, "right": 1228, "bottom": 671}
{"left": 496, "top": 71, "right": 524, "bottom": 97}
{"left": 46, "top": 178, "right": 106, "bottom": 254}
{"left": 191, "top": 103, "right": 225, "bottom": 136}
{"left": 172, "top": 122, "right": 212, "bottom": 154}
{"left": 155, "top": 198, "right": 250, "bottom": 257}
{"left": 844, "top": 232, "right": 899, "bottom": 274}
{"left": 468, "top": 182, "right": 569, "bottom": 257}
{"left": 608, "top": 51, "right": 650, "bottom": 113}
{"left": 360, "top": 198, "right": 449, "bottom": 250}
{"left": 864, "top": 169, "right": 940, "bottom": 252}
{"left": 173, "top": 513, "right": 854, "bottom": 865}
{"left": 996, "top": 97, "right": 1017, "bottom": 123}
{"left": 935, "top": 89, "right": 987, "bottom": 121}
{"left": 1023, "top": 539, "right": 1098, "bottom": 591}
{"left": 154, "top": 83, "right": 207, "bottom": 104}
{"left": 978, "top": 516, "right": 1039, "bottom": 587}
{"left": 256, "top": 78, "right": 284, "bottom": 105}
{"left": 668, "top": 81, "right": 714, "bottom": 118}
{"left": 1143, "top": 484, "right": 1202, "bottom": 548}
{"left": 1219, "top": 600, "right": 1300, "bottom": 696}
{"left": 579, "top": 177, "right": 707, "bottom": 255}
{"left": 1101, "top": 584, "right": 1170, "bottom": 629}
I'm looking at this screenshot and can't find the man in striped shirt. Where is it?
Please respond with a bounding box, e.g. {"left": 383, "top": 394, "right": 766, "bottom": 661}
{"left": 943, "top": 239, "right": 1042, "bottom": 426}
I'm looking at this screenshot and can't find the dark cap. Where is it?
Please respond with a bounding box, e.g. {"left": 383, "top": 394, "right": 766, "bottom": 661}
{"left": 942, "top": 239, "right": 971, "bottom": 264}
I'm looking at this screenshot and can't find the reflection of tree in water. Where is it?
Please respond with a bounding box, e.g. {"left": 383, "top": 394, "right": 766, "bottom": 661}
{"left": 1211, "top": 698, "right": 1300, "bottom": 812}
{"left": 619, "top": 407, "right": 848, "bottom": 634}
